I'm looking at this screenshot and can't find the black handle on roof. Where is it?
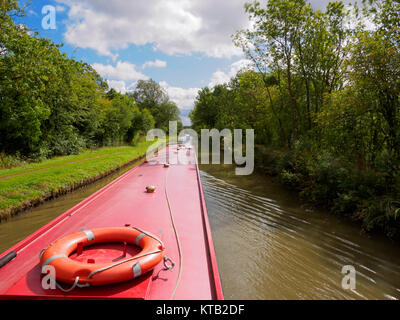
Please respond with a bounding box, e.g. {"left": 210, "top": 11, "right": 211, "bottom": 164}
{"left": 0, "top": 251, "right": 17, "bottom": 269}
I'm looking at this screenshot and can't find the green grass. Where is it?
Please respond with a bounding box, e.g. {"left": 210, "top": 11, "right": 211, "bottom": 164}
{"left": 0, "top": 139, "right": 165, "bottom": 219}
{"left": 0, "top": 146, "right": 136, "bottom": 178}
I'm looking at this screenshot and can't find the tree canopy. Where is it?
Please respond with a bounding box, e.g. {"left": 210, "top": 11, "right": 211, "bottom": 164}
{"left": 190, "top": 0, "right": 400, "bottom": 237}
{"left": 0, "top": 1, "right": 180, "bottom": 159}
{"left": 131, "top": 80, "right": 181, "bottom": 132}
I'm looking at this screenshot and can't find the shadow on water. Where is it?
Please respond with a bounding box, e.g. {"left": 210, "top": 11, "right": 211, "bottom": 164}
{"left": 199, "top": 163, "right": 400, "bottom": 300}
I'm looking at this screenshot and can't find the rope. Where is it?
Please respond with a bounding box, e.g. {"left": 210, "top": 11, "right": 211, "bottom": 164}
{"left": 54, "top": 276, "right": 90, "bottom": 293}
{"left": 131, "top": 226, "right": 165, "bottom": 250}
{"left": 164, "top": 146, "right": 183, "bottom": 300}
{"left": 86, "top": 227, "right": 173, "bottom": 280}
{"left": 87, "top": 250, "right": 162, "bottom": 279}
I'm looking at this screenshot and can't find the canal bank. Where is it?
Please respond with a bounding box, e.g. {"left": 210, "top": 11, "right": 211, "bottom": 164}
{"left": 0, "top": 140, "right": 165, "bottom": 222}
{"left": 253, "top": 145, "right": 400, "bottom": 240}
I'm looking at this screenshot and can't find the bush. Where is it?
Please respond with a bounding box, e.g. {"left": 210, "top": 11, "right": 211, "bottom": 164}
{"left": 254, "top": 140, "right": 400, "bottom": 239}
{"left": 0, "top": 152, "right": 25, "bottom": 169}
{"left": 44, "top": 127, "right": 86, "bottom": 157}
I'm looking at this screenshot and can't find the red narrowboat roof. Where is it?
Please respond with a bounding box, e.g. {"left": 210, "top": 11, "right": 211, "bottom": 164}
{"left": 0, "top": 145, "right": 223, "bottom": 300}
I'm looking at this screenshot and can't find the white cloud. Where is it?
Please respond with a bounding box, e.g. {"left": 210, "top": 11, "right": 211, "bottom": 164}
{"left": 308, "top": 0, "right": 357, "bottom": 11}
{"left": 106, "top": 80, "right": 128, "bottom": 94}
{"left": 209, "top": 59, "right": 252, "bottom": 87}
{"left": 160, "top": 81, "right": 200, "bottom": 111}
{"left": 151, "top": 59, "right": 252, "bottom": 124}
{"left": 56, "top": 5, "right": 66, "bottom": 12}
{"left": 180, "top": 116, "right": 192, "bottom": 126}
{"left": 92, "top": 61, "right": 149, "bottom": 94}
{"left": 56, "top": 0, "right": 249, "bottom": 58}
{"left": 92, "top": 62, "right": 199, "bottom": 112}
{"left": 142, "top": 59, "right": 167, "bottom": 69}
{"left": 92, "top": 61, "right": 148, "bottom": 82}
{"left": 28, "top": 9, "right": 38, "bottom": 16}
{"left": 208, "top": 70, "right": 231, "bottom": 88}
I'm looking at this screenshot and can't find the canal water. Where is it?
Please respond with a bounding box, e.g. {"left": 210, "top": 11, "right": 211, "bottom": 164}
{"left": 199, "top": 163, "right": 400, "bottom": 300}
{"left": 1, "top": 160, "right": 400, "bottom": 300}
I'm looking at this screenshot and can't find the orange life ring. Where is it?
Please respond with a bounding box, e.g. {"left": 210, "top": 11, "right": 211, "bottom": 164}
{"left": 39, "top": 227, "right": 165, "bottom": 287}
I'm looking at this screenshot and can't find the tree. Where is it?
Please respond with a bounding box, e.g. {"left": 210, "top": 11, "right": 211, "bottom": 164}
{"left": 0, "top": 0, "right": 158, "bottom": 157}
{"left": 190, "top": 87, "right": 220, "bottom": 130}
{"left": 127, "top": 108, "right": 155, "bottom": 144}
{"left": 0, "top": 6, "right": 55, "bottom": 155}
{"left": 234, "top": 0, "right": 312, "bottom": 143}
{"left": 234, "top": 0, "right": 350, "bottom": 144}
{"left": 132, "top": 79, "right": 180, "bottom": 130}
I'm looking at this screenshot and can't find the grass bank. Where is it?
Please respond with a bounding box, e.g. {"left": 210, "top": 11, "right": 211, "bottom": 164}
{"left": 254, "top": 145, "right": 400, "bottom": 240}
{"left": 0, "top": 139, "right": 165, "bottom": 221}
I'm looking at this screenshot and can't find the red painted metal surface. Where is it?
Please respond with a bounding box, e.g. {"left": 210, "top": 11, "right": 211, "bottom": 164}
{"left": 0, "top": 145, "right": 223, "bottom": 300}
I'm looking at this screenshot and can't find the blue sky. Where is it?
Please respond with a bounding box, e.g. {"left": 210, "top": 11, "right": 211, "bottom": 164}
{"left": 18, "top": 0, "right": 355, "bottom": 125}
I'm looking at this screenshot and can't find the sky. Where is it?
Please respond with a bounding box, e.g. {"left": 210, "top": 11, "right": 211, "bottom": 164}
{"left": 19, "top": 0, "right": 357, "bottom": 125}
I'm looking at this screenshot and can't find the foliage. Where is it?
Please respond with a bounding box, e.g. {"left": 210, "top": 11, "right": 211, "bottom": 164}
{"left": 131, "top": 79, "right": 181, "bottom": 132}
{"left": 190, "top": 0, "right": 400, "bottom": 239}
{"left": 0, "top": 1, "right": 178, "bottom": 159}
